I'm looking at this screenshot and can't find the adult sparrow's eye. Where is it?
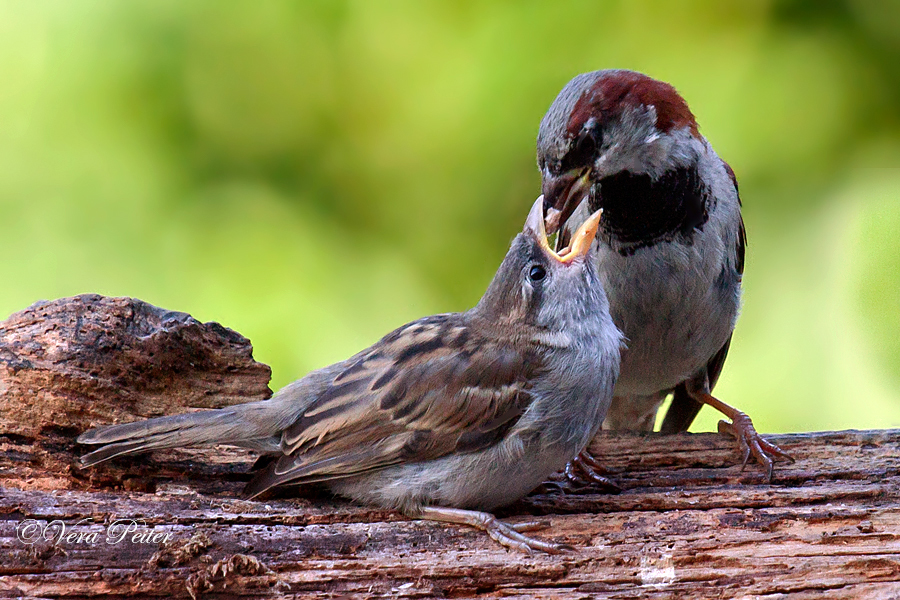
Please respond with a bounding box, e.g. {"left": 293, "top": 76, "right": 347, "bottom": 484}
{"left": 561, "top": 127, "right": 600, "bottom": 172}
{"left": 528, "top": 265, "right": 547, "bottom": 282}
{"left": 575, "top": 130, "right": 596, "bottom": 157}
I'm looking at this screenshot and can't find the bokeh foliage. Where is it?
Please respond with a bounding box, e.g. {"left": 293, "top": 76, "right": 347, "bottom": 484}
{"left": 1, "top": 0, "right": 898, "bottom": 432}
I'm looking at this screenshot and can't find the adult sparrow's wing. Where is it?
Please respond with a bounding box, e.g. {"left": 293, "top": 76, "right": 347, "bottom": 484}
{"left": 243, "top": 314, "right": 541, "bottom": 498}
{"left": 661, "top": 162, "right": 746, "bottom": 433}
{"left": 661, "top": 334, "right": 733, "bottom": 433}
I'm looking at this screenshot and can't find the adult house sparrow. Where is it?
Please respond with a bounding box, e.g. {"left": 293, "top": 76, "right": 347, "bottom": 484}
{"left": 78, "top": 198, "right": 622, "bottom": 554}
{"left": 536, "top": 70, "right": 791, "bottom": 480}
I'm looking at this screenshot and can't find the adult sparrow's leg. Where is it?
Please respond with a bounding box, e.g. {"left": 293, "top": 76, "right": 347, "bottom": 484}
{"left": 684, "top": 377, "right": 794, "bottom": 481}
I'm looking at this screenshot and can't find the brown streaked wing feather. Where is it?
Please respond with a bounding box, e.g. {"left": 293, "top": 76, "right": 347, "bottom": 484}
{"left": 244, "top": 314, "right": 541, "bottom": 497}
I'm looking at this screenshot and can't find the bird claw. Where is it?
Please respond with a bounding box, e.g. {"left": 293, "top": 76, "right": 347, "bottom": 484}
{"left": 509, "top": 520, "right": 550, "bottom": 533}
{"left": 417, "top": 506, "right": 570, "bottom": 554}
{"left": 561, "top": 451, "right": 621, "bottom": 493}
{"left": 483, "top": 516, "right": 572, "bottom": 554}
{"left": 717, "top": 413, "right": 793, "bottom": 481}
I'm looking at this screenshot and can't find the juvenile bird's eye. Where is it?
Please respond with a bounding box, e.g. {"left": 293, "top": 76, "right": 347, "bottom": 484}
{"left": 529, "top": 265, "right": 547, "bottom": 282}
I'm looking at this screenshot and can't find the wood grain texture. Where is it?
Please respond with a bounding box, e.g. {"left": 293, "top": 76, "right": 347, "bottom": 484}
{"left": 0, "top": 294, "right": 272, "bottom": 439}
{"left": 1, "top": 296, "right": 898, "bottom": 599}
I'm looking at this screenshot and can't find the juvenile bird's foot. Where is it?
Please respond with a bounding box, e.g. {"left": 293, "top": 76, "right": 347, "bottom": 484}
{"left": 416, "top": 506, "right": 571, "bottom": 554}
{"left": 536, "top": 451, "right": 621, "bottom": 495}
{"left": 564, "top": 451, "right": 621, "bottom": 493}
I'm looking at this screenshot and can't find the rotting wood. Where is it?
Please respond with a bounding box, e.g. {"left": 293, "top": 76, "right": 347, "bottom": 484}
{"left": 1, "top": 296, "right": 898, "bottom": 599}
{"left": 0, "top": 294, "right": 272, "bottom": 439}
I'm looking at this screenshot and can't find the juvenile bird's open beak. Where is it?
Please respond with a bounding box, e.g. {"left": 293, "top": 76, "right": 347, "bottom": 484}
{"left": 542, "top": 168, "right": 592, "bottom": 234}
{"left": 525, "top": 196, "right": 601, "bottom": 264}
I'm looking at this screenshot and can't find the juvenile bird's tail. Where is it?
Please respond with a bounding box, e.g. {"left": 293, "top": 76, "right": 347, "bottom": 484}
{"left": 77, "top": 399, "right": 294, "bottom": 467}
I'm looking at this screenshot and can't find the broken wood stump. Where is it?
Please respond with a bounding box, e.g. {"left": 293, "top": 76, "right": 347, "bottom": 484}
{"left": 1, "top": 295, "right": 898, "bottom": 599}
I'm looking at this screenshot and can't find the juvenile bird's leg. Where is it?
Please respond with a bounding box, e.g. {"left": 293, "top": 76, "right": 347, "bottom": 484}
{"left": 414, "top": 506, "right": 571, "bottom": 554}
{"left": 686, "top": 378, "right": 793, "bottom": 480}
{"left": 557, "top": 393, "right": 667, "bottom": 492}
{"left": 537, "top": 451, "right": 620, "bottom": 495}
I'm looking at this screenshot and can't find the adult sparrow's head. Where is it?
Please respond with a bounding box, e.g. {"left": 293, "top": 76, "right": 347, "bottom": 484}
{"left": 537, "top": 69, "right": 710, "bottom": 253}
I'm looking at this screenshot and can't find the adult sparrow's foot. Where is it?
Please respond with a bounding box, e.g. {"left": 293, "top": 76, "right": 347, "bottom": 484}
{"left": 694, "top": 391, "right": 794, "bottom": 480}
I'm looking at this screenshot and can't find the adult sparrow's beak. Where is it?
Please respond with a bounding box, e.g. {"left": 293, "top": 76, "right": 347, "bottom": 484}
{"left": 525, "top": 196, "right": 601, "bottom": 264}
{"left": 542, "top": 168, "right": 592, "bottom": 234}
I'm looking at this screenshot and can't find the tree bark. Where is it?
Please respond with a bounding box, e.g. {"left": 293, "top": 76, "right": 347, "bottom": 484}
{"left": 1, "top": 296, "right": 898, "bottom": 599}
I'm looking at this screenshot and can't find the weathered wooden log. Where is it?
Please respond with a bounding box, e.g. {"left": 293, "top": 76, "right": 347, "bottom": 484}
{"left": 1, "top": 296, "right": 899, "bottom": 599}
{"left": 0, "top": 294, "right": 272, "bottom": 435}
{"left": 0, "top": 294, "right": 273, "bottom": 497}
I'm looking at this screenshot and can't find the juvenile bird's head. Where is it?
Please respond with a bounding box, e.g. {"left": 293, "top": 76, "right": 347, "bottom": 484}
{"left": 476, "top": 197, "right": 607, "bottom": 339}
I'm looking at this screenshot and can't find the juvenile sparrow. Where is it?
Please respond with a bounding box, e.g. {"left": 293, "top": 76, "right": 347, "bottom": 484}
{"left": 535, "top": 70, "right": 791, "bottom": 480}
{"left": 79, "top": 197, "right": 622, "bottom": 553}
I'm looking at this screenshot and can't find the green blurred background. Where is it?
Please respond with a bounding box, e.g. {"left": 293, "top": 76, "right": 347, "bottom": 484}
{"left": 1, "top": 1, "right": 898, "bottom": 433}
